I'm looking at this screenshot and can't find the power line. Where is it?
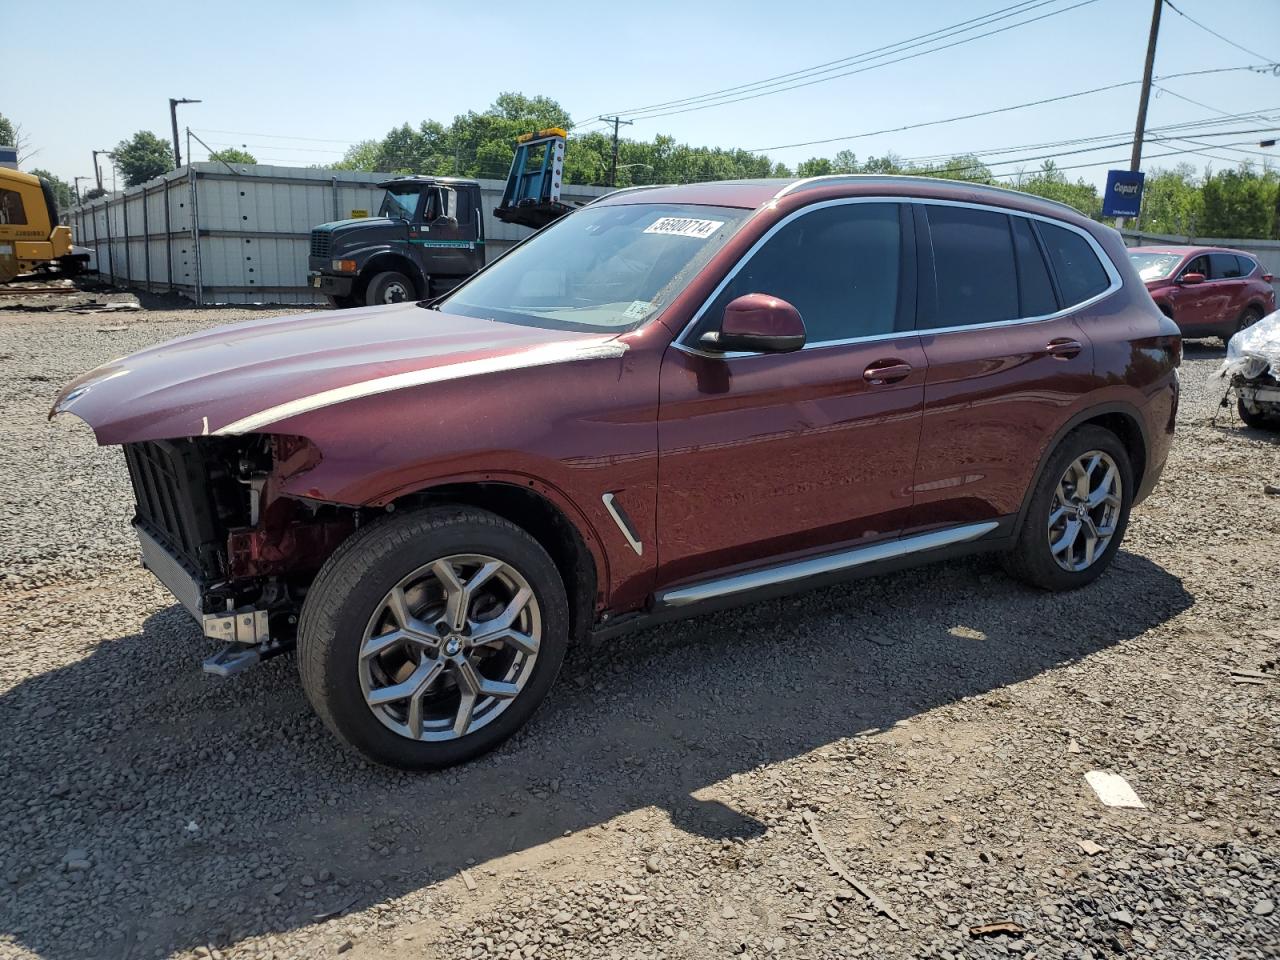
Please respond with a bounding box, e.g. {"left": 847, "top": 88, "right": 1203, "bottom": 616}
{"left": 619, "top": 0, "right": 1103, "bottom": 121}
{"left": 1162, "top": 0, "right": 1275, "bottom": 63}
{"left": 599, "top": 0, "right": 1056, "bottom": 117}
{"left": 744, "top": 66, "right": 1260, "bottom": 153}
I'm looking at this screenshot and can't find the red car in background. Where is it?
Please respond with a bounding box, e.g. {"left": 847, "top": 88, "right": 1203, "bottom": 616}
{"left": 1129, "top": 245, "right": 1275, "bottom": 343}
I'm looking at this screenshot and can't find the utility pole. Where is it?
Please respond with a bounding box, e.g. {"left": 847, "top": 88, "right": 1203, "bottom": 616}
{"left": 91, "top": 149, "right": 110, "bottom": 190}
{"left": 600, "top": 115, "right": 633, "bottom": 187}
{"left": 1118, "top": 0, "right": 1163, "bottom": 229}
{"left": 74, "top": 176, "right": 91, "bottom": 202}
{"left": 169, "top": 97, "right": 202, "bottom": 167}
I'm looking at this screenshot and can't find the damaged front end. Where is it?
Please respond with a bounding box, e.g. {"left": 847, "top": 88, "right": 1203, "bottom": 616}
{"left": 1219, "top": 309, "right": 1280, "bottom": 430}
{"left": 122, "top": 433, "right": 354, "bottom": 675}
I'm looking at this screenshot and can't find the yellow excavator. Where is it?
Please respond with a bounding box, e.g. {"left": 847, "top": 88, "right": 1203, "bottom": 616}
{"left": 0, "top": 166, "right": 86, "bottom": 283}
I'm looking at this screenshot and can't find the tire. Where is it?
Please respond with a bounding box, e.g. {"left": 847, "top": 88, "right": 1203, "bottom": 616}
{"left": 1000, "top": 425, "right": 1134, "bottom": 591}
{"left": 1225, "top": 306, "right": 1263, "bottom": 346}
{"left": 1237, "top": 398, "right": 1279, "bottom": 431}
{"left": 325, "top": 294, "right": 357, "bottom": 309}
{"left": 365, "top": 271, "right": 416, "bottom": 306}
{"left": 298, "top": 506, "right": 569, "bottom": 770}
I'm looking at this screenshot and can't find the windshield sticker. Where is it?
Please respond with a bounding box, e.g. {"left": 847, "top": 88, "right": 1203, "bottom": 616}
{"left": 623, "top": 300, "right": 653, "bottom": 320}
{"left": 643, "top": 217, "right": 725, "bottom": 239}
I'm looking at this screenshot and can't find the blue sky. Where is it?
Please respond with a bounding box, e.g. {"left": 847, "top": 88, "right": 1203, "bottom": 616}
{"left": 9, "top": 0, "right": 1279, "bottom": 190}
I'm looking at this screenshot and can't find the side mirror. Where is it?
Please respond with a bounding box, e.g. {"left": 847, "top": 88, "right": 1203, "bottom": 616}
{"left": 700, "top": 293, "right": 806, "bottom": 354}
{"left": 1178, "top": 272, "right": 1206, "bottom": 285}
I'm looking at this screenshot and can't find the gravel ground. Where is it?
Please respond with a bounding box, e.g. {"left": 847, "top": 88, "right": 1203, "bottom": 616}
{"left": 0, "top": 307, "right": 1276, "bottom": 960}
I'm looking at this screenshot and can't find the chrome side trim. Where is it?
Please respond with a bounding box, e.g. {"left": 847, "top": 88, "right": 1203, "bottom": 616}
{"left": 656, "top": 520, "right": 1000, "bottom": 609}
{"left": 673, "top": 195, "right": 1122, "bottom": 359}
{"left": 602, "top": 493, "right": 643, "bottom": 556}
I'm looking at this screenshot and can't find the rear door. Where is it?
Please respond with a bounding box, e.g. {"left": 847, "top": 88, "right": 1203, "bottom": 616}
{"left": 1208, "top": 252, "right": 1247, "bottom": 326}
{"left": 908, "top": 203, "right": 1111, "bottom": 532}
{"left": 656, "top": 200, "right": 925, "bottom": 586}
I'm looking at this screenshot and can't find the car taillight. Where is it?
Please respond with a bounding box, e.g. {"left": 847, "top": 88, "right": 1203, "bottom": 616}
{"left": 1263, "top": 273, "right": 1274, "bottom": 283}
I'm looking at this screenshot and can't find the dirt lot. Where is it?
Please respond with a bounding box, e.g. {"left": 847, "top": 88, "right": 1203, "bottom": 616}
{"left": 0, "top": 305, "right": 1277, "bottom": 960}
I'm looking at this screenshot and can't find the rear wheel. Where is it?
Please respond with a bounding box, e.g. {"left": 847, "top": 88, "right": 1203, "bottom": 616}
{"left": 298, "top": 506, "right": 569, "bottom": 769}
{"left": 365, "top": 271, "right": 416, "bottom": 306}
{"left": 1001, "top": 426, "right": 1133, "bottom": 591}
{"left": 1225, "top": 306, "right": 1263, "bottom": 345}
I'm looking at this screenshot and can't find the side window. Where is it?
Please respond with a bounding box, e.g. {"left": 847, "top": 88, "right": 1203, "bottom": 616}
{"left": 1011, "top": 216, "right": 1057, "bottom": 317}
{"left": 0, "top": 187, "right": 27, "bottom": 225}
{"left": 699, "top": 202, "right": 901, "bottom": 344}
{"left": 1236, "top": 255, "right": 1256, "bottom": 277}
{"left": 455, "top": 190, "right": 472, "bottom": 225}
{"left": 1037, "top": 222, "right": 1110, "bottom": 306}
{"left": 1181, "top": 255, "right": 1210, "bottom": 279}
{"left": 1209, "top": 253, "right": 1243, "bottom": 280}
{"left": 925, "top": 205, "right": 1018, "bottom": 327}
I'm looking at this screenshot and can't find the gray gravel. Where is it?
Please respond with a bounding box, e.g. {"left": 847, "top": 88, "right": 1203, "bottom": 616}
{"left": 0, "top": 310, "right": 1276, "bottom": 960}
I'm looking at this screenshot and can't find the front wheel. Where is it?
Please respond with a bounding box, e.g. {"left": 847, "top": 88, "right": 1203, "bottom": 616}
{"left": 365, "top": 271, "right": 416, "bottom": 306}
{"left": 1238, "top": 397, "right": 1279, "bottom": 431}
{"left": 298, "top": 506, "right": 569, "bottom": 769}
{"left": 1001, "top": 425, "right": 1133, "bottom": 591}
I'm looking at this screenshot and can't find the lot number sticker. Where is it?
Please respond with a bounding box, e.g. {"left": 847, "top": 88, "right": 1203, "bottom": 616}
{"left": 644, "top": 217, "right": 725, "bottom": 239}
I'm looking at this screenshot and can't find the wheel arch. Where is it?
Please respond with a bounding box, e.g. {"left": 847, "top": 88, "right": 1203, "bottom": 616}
{"left": 361, "top": 252, "right": 427, "bottom": 297}
{"left": 1013, "top": 403, "right": 1149, "bottom": 539}
{"left": 386, "top": 479, "right": 602, "bottom": 643}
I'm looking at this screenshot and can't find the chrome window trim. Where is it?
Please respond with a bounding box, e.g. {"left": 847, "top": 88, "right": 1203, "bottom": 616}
{"left": 672, "top": 195, "right": 1123, "bottom": 360}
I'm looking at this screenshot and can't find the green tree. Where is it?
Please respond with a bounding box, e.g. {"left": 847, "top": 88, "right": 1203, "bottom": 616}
{"left": 82, "top": 186, "right": 107, "bottom": 201}
{"left": 208, "top": 147, "right": 257, "bottom": 164}
{"left": 1013, "top": 161, "right": 1100, "bottom": 218}
{"left": 0, "top": 113, "right": 14, "bottom": 147}
{"left": 333, "top": 139, "right": 382, "bottom": 171}
{"left": 1199, "top": 167, "right": 1278, "bottom": 239}
{"left": 29, "top": 168, "right": 74, "bottom": 208}
{"left": 796, "top": 157, "right": 834, "bottom": 177}
{"left": 1137, "top": 164, "right": 1201, "bottom": 236}
{"left": 112, "top": 131, "right": 175, "bottom": 186}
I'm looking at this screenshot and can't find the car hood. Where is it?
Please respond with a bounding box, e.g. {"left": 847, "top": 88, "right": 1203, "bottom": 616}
{"left": 51, "top": 302, "right": 626, "bottom": 445}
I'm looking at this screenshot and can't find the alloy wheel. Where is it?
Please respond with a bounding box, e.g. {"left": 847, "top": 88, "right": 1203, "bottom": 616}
{"left": 1047, "top": 450, "right": 1123, "bottom": 572}
{"left": 358, "top": 554, "right": 541, "bottom": 741}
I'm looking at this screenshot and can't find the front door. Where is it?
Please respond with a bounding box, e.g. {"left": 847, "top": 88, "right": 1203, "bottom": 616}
{"left": 412, "top": 186, "right": 474, "bottom": 277}
{"left": 1167, "top": 253, "right": 1217, "bottom": 331}
{"left": 908, "top": 204, "right": 1104, "bottom": 531}
{"left": 656, "top": 200, "right": 925, "bottom": 587}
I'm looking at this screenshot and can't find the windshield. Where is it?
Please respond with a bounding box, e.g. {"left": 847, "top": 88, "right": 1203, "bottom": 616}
{"left": 1129, "top": 252, "right": 1183, "bottom": 281}
{"left": 438, "top": 203, "right": 750, "bottom": 332}
{"left": 378, "top": 189, "right": 420, "bottom": 221}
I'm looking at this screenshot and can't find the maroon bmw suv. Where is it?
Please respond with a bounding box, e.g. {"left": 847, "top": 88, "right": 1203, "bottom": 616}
{"left": 54, "top": 176, "right": 1181, "bottom": 769}
{"left": 1129, "top": 244, "right": 1275, "bottom": 343}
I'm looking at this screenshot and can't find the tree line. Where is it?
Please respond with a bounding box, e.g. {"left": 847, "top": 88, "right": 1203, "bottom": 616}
{"left": 5, "top": 98, "right": 1277, "bottom": 239}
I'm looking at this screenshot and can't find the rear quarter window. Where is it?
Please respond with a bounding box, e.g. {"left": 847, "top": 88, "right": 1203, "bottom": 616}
{"left": 1037, "top": 222, "right": 1111, "bottom": 306}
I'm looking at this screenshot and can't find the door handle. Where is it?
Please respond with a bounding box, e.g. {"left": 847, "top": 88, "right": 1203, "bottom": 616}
{"left": 1046, "top": 338, "right": 1082, "bottom": 360}
{"left": 863, "top": 359, "right": 913, "bottom": 385}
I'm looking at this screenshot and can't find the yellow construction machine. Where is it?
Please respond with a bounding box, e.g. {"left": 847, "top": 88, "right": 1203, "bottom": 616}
{"left": 0, "top": 167, "right": 86, "bottom": 283}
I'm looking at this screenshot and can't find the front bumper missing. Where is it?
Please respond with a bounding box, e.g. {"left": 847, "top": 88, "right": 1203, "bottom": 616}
{"left": 135, "top": 523, "right": 284, "bottom": 676}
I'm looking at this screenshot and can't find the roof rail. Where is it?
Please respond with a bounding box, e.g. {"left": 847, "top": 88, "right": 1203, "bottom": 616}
{"left": 774, "top": 174, "right": 1084, "bottom": 216}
